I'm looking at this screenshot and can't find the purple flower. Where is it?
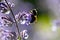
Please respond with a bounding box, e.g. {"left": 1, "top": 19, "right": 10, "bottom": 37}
{"left": 20, "top": 30, "right": 29, "bottom": 39}
{"left": 15, "top": 12, "right": 21, "bottom": 23}
{"left": 0, "top": 2, "right": 15, "bottom": 14}
{"left": 0, "top": 28, "right": 17, "bottom": 40}
{"left": 15, "top": 9, "right": 37, "bottom": 25}
{"left": 15, "top": 11, "right": 31, "bottom": 25}
{"left": 1, "top": 16, "right": 14, "bottom": 26}
{"left": 0, "top": 2, "right": 10, "bottom": 14}
{"left": 8, "top": 2, "right": 15, "bottom": 8}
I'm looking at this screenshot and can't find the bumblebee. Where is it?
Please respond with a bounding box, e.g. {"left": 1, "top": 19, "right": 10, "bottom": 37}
{"left": 15, "top": 9, "right": 37, "bottom": 25}
{"left": 30, "top": 9, "right": 37, "bottom": 23}
{"left": 19, "top": 9, "right": 37, "bottom": 25}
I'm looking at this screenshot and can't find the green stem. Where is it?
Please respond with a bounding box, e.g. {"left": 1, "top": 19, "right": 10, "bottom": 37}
{"left": 4, "top": 0, "right": 21, "bottom": 40}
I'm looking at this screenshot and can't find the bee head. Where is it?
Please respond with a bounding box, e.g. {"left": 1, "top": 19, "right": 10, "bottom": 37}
{"left": 30, "top": 9, "right": 37, "bottom": 16}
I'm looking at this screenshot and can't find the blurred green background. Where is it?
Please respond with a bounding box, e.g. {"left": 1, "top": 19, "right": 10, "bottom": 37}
{"left": 22, "top": 0, "right": 60, "bottom": 40}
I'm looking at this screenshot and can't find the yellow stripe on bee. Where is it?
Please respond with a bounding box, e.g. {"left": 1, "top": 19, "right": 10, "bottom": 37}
{"left": 35, "top": 16, "right": 37, "bottom": 23}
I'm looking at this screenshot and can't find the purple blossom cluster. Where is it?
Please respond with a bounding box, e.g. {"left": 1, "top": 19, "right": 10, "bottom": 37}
{"left": 0, "top": 0, "right": 37, "bottom": 40}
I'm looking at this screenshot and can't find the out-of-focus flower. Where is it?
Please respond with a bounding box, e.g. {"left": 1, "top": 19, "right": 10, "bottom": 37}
{"left": 1, "top": 16, "right": 14, "bottom": 27}
{"left": 51, "top": 20, "right": 60, "bottom": 32}
{"left": 20, "top": 30, "right": 29, "bottom": 39}
{"left": 52, "top": 25, "right": 57, "bottom": 32}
